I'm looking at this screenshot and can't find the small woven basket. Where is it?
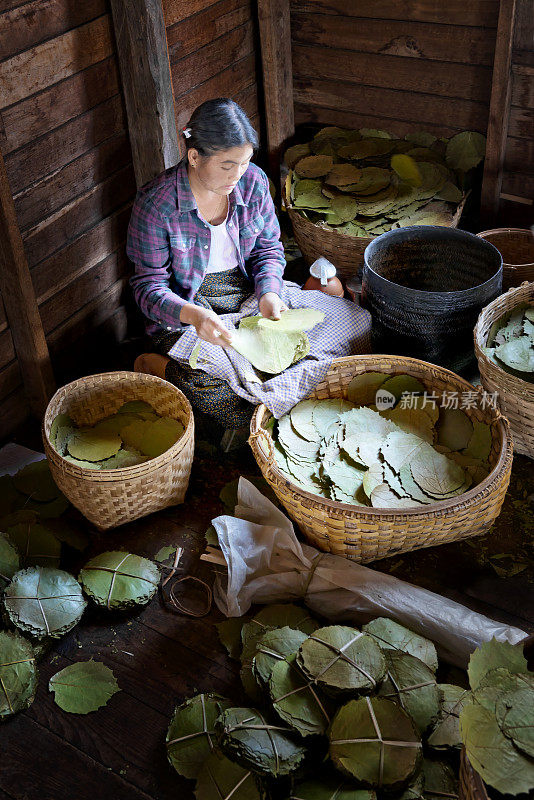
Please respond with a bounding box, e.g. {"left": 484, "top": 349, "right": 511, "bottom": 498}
{"left": 284, "top": 184, "right": 465, "bottom": 282}
{"left": 249, "top": 355, "right": 512, "bottom": 563}
{"left": 477, "top": 228, "right": 534, "bottom": 290}
{"left": 474, "top": 281, "right": 534, "bottom": 459}
{"left": 459, "top": 749, "right": 489, "bottom": 800}
{"left": 42, "top": 371, "right": 195, "bottom": 530}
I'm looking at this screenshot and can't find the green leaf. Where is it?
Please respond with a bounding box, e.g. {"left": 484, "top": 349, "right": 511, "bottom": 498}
{"left": 347, "top": 372, "right": 387, "bottom": 406}
{"left": 139, "top": 417, "right": 184, "bottom": 458}
{"left": 460, "top": 701, "right": 534, "bottom": 795}
{"left": 436, "top": 408, "right": 473, "bottom": 451}
{"left": 79, "top": 551, "right": 160, "bottom": 610}
{"left": 496, "top": 687, "right": 534, "bottom": 758}
{"left": 362, "top": 618, "right": 438, "bottom": 672}
{"left": 0, "top": 531, "right": 20, "bottom": 590}
{"left": 4, "top": 566, "right": 86, "bottom": 639}
{"left": 329, "top": 697, "right": 422, "bottom": 789}
{"left": 215, "top": 706, "right": 307, "bottom": 777}
{"left": 445, "top": 131, "right": 486, "bottom": 171}
{"left": 495, "top": 336, "right": 534, "bottom": 373}
{"left": 253, "top": 626, "right": 307, "bottom": 688}
{"left": 468, "top": 638, "right": 529, "bottom": 690}
{"left": 6, "top": 521, "right": 61, "bottom": 568}
{"left": 232, "top": 326, "right": 310, "bottom": 374}
{"left": 378, "top": 651, "right": 441, "bottom": 734}
{"left": 217, "top": 617, "right": 246, "bottom": 660}
{"left": 67, "top": 429, "right": 122, "bottom": 462}
{"left": 49, "top": 660, "right": 119, "bottom": 713}
{"left": 421, "top": 757, "right": 458, "bottom": 800}
{"left": 297, "top": 625, "right": 386, "bottom": 693}
{"left": 269, "top": 656, "right": 331, "bottom": 736}
{"left": 427, "top": 684, "right": 470, "bottom": 750}
{"left": 154, "top": 545, "right": 178, "bottom": 564}
{"left": 12, "top": 460, "right": 62, "bottom": 503}
{"left": 194, "top": 751, "right": 262, "bottom": 800}
{"left": 166, "top": 693, "right": 231, "bottom": 779}
{"left": 0, "top": 630, "right": 37, "bottom": 718}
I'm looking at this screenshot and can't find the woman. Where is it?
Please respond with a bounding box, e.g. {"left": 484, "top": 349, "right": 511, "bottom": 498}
{"left": 127, "top": 98, "right": 287, "bottom": 428}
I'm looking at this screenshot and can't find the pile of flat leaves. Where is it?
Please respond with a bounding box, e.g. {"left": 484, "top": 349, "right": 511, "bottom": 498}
{"left": 284, "top": 127, "right": 486, "bottom": 238}
{"left": 168, "top": 603, "right": 534, "bottom": 798}
{"left": 0, "top": 455, "right": 159, "bottom": 718}
{"left": 270, "top": 372, "right": 492, "bottom": 508}
{"left": 49, "top": 400, "right": 185, "bottom": 468}
{"left": 483, "top": 303, "right": 534, "bottom": 382}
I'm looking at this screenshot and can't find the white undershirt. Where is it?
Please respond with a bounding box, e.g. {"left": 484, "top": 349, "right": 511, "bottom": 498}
{"left": 204, "top": 210, "right": 239, "bottom": 274}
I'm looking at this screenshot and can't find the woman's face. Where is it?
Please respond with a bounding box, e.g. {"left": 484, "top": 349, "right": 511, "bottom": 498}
{"left": 188, "top": 144, "right": 254, "bottom": 195}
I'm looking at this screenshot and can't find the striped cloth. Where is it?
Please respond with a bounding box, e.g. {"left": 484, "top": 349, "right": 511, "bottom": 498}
{"left": 168, "top": 283, "right": 372, "bottom": 418}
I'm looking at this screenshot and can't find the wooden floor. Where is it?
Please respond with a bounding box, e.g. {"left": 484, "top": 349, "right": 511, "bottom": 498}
{"left": 1, "top": 421, "right": 533, "bottom": 800}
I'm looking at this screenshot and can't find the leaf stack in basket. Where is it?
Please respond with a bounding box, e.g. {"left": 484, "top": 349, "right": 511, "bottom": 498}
{"left": 284, "top": 127, "right": 486, "bottom": 238}
{"left": 49, "top": 400, "right": 185, "bottom": 469}
{"left": 166, "top": 603, "right": 534, "bottom": 798}
{"left": 270, "top": 371, "right": 492, "bottom": 508}
{"left": 483, "top": 302, "right": 534, "bottom": 381}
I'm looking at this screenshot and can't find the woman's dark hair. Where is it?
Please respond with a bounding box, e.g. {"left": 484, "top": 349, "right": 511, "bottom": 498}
{"left": 182, "top": 98, "right": 258, "bottom": 156}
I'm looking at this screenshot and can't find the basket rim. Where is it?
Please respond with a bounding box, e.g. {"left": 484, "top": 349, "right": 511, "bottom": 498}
{"left": 477, "top": 228, "right": 534, "bottom": 268}
{"left": 250, "top": 354, "right": 512, "bottom": 518}
{"left": 474, "top": 282, "right": 534, "bottom": 392}
{"left": 42, "top": 370, "right": 194, "bottom": 478}
{"left": 363, "top": 226, "right": 503, "bottom": 299}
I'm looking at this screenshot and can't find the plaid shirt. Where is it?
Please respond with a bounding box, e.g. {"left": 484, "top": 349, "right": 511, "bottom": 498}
{"left": 127, "top": 160, "right": 285, "bottom": 335}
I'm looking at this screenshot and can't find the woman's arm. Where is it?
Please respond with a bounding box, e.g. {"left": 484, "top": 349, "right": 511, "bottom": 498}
{"left": 127, "top": 193, "right": 187, "bottom": 330}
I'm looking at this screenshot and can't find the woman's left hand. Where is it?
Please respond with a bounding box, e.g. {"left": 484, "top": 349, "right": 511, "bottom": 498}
{"left": 259, "top": 292, "right": 288, "bottom": 320}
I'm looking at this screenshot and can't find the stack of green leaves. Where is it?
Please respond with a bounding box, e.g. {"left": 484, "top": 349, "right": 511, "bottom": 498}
{"left": 49, "top": 400, "right": 185, "bottom": 468}
{"left": 0, "top": 630, "right": 38, "bottom": 719}
{"left": 284, "top": 126, "right": 486, "bottom": 237}
{"left": 483, "top": 302, "right": 534, "bottom": 381}
{"left": 0, "top": 531, "right": 20, "bottom": 590}
{"left": 167, "top": 606, "right": 496, "bottom": 798}
{"left": 460, "top": 639, "right": 534, "bottom": 796}
{"left": 0, "top": 459, "right": 69, "bottom": 520}
{"left": 78, "top": 551, "right": 160, "bottom": 610}
{"left": 271, "top": 371, "right": 492, "bottom": 509}
{"left": 221, "top": 308, "right": 325, "bottom": 376}
{"left": 3, "top": 566, "right": 86, "bottom": 639}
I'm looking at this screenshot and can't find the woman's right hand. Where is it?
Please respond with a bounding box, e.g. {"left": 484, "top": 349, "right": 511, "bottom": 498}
{"left": 180, "top": 304, "right": 233, "bottom": 347}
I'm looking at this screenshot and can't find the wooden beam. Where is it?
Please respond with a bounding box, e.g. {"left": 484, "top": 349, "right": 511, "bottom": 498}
{"left": 0, "top": 148, "right": 55, "bottom": 418}
{"left": 257, "top": 0, "right": 295, "bottom": 185}
{"left": 480, "top": 0, "right": 517, "bottom": 223}
{"left": 109, "top": 0, "right": 179, "bottom": 188}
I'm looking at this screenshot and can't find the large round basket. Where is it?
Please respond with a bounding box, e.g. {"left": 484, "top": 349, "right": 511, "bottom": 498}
{"left": 474, "top": 281, "right": 534, "bottom": 459}
{"left": 249, "top": 355, "right": 512, "bottom": 563}
{"left": 284, "top": 185, "right": 465, "bottom": 282}
{"left": 42, "top": 371, "right": 195, "bottom": 531}
{"left": 459, "top": 749, "right": 489, "bottom": 800}
{"left": 477, "top": 228, "right": 534, "bottom": 290}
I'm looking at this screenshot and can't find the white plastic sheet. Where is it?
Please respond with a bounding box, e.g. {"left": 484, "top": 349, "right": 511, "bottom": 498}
{"left": 212, "top": 478, "right": 527, "bottom": 668}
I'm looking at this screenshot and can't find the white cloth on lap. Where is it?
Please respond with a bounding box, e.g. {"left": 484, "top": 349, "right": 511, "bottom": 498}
{"left": 167, "top": 283, "right": 372, "bottom": 418}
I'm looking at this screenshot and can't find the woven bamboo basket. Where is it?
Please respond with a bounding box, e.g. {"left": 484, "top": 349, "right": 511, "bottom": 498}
{"left": 284, "top": 184, "right": 465, "bottom": 282}
{"left": 477, "top": 228, "right": 534, "bottom": 290}
{"left": 459, "top": 749, "right": 489, "bottom": 800}
{"left": 42, "top": 371, "right": 195, "bottom": 531}
{"left": 474, "top": 281, "right": 534, "bottom": 459}
{"left": 249, "top": 355, "right": 512, "bottom": 563}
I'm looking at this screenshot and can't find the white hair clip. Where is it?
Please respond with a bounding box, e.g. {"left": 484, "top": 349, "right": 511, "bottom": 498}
{"left": 182, "top": 127, "right": 192, "bottom": 138}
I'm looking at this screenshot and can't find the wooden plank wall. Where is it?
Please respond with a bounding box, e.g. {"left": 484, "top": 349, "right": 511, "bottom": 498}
{"left": 0, "top": 0, "right": 138, "bottom": 439}
{"left": 163, "top": 0, "right": 261, "bottom": 155}
{"left": 503, "top": 0, "right": 534, "bottom": 204}
{"left": 290, "top": 1, "right": 499, "bottom": 139}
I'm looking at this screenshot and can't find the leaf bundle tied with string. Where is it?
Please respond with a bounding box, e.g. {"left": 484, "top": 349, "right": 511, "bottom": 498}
{"left": 78, "top": 551, "right": 159, "bottom": 610}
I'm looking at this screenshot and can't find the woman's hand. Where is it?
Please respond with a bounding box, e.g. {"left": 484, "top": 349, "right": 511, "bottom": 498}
{"left": 180, "top": 304, "right": 233, "bottom": 347}
{"left": 259, "top": 292, "right": 288, "bottom": 320}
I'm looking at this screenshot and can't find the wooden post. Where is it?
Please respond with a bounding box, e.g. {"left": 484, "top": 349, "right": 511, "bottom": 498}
{"left": 110, "top": 0, "right": 180, "bottom": 188}
{"left": 0, "top": 150, "right": 55, "bottom": 417}
{"left": 257, "top": 0, "right": 295, "bottom": 188}
{"left": 480, "top": 0, "right": 517, "bottom": 224}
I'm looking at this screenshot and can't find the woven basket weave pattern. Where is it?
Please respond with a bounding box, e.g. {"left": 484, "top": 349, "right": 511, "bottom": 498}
{"left": 42, "top": 372, "right": 195, "bottom": 530}
{"left": 459, "top": 749, "right": 488, "bottom": 800}
{"left": 477, "top": 228, "right": 534, "bottom": 290}
{"left": 474, "top": 282, "right": 534, "bottom": 459}
{"left": 249, "top": 355, "right": 512, "bottom": 563}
